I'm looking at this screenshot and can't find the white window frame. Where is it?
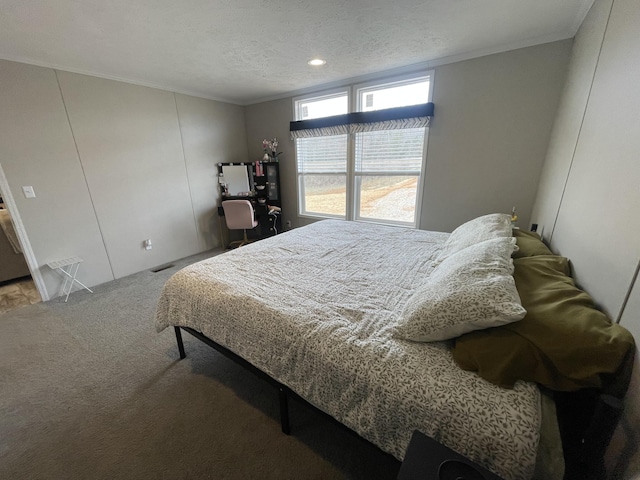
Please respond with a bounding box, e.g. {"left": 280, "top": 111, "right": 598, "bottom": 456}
{"left": 293, "top": 71, "right": 434, "bottom": 228}
{"left": 294, "top": 88, "right": 349, "bottom": 121}
{"left": 293, "top": 87, "right": 350, "bottom": 221}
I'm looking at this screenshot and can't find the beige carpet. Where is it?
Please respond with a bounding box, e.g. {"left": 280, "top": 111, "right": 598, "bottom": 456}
{"left": 0, "top": 250, "right": 400, "bottom": 480}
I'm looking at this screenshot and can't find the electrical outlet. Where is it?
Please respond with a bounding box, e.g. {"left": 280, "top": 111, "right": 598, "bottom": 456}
{"left": 285, "top": 220, "right": 292, "bottom": 229}
{"left": 144, "top": 239, "right": 153, "bottom": 250}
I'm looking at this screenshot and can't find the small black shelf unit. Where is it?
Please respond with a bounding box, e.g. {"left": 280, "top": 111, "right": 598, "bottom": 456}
{"left": 218, "top": 161, "right": 282, "bottom": 240}
{"left": 251, "top": 161, "right": 281, "bottom": 237}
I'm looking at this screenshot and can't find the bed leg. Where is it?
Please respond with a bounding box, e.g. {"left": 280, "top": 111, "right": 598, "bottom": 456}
{"left": 174, "top": 326, "right": 186, "bottom": 359}
{"left": 559, "top": 392, "right": 625, "bottom": 480}
{"left": 279, "top": 386, "right": 291, "bottom": 435}
{"left": 580, "top": 394, "right": 624, "bottom": 477}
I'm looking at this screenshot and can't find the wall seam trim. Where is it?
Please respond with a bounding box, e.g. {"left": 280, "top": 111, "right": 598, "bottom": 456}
{"left": 549, "top": 0, "right": 614, "bottom": 244}
{"left": 54, "top": 69, "right": 116, "bottom": 280}
{"left": 616, "top": 259, "right": 640, "bottom": 324}
{"left": 173, "top": 93, "right": 200, "bottom": 249}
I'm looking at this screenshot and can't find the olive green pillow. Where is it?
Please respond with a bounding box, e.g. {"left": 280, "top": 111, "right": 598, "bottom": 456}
{"left": 512, "top": 229, "right": 553, "bottom": 258}
{"left": 452, "top": 255, "right": 636, "bottom": 397}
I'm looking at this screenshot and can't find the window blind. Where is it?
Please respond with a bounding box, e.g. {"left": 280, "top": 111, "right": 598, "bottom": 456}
{"left": 355, "top": 129, "right": 425, "bottom": 173}
{"left": 296, "top": 135, "right": 348, "bottom": 173}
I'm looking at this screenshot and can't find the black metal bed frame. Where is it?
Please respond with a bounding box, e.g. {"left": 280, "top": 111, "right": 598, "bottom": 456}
{"left": 175, "top": 326, "right": 291, "bottom": 435}
{"left": 173, "top": 325, "right": 626, "bottom": 480}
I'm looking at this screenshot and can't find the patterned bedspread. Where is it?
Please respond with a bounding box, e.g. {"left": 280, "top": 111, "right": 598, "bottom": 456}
{"left": 156, "top": 220, "right": 540, "bottom": 480}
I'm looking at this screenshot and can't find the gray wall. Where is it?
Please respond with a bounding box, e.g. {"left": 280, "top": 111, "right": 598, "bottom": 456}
{"left": 423, "top": 41, "right": 571, "bottom": 232}
{"left": 530, "top": 0, "right": 640, "bottom": 476}
{"left": 0, "top": 60, "right": 247, "bottom": 299}
{"left": 244, "top": 40, "right": 572, "bottom": 234}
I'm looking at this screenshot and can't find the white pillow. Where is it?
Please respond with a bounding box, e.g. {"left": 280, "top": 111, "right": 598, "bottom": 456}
{"left": 436, "top": 213, "right": 512, "bottom": 262}
{"left": 394, "top": 237, "right": 525, "bottom": 342}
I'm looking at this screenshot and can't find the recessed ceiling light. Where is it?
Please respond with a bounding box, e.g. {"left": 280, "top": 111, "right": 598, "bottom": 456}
{"left": 308, "top": 58, "right": 326, "bottom": 66}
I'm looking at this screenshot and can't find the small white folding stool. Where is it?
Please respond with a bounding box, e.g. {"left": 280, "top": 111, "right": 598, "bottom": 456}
{"left": 47, "top": 256, "right": 93, "bottom": 302}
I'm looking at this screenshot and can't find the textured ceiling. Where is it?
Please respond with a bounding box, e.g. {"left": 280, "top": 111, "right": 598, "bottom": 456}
{"left": 0, "top": 0, "right": 594, "bottom": 105}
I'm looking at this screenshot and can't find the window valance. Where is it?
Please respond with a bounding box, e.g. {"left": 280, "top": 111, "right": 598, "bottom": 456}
{"left": 290, "top": 102, "right": 434, "bottom": 139}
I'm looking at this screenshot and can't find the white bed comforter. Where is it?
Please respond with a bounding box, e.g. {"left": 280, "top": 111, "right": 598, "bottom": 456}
{"left": 156, "top": 220, "right": 540, "bottom": 480}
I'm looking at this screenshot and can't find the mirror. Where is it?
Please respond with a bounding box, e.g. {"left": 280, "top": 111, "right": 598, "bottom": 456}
{"left": 220, "top": 164, "right": 251, "bottom": 196}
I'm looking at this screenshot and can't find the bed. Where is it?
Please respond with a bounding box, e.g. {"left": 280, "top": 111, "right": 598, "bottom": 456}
{"left": 0, "top": 209, "right": 30, "bottom": 283}
{"left": 155, "top": 215, "right": 634, "bottom": 480}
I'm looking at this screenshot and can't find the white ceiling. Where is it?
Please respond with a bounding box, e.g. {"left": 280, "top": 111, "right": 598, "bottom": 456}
{"left": 0, "top": 0, "right": 594, "bottom": 105}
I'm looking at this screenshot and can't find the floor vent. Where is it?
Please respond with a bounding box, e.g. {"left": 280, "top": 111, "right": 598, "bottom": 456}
{"left": 150, "top": 264, "right": 174, "bottom": 273}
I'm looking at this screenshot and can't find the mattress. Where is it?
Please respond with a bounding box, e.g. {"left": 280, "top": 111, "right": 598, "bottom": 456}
{"left": 156, "top": 219, "right": 541, "bottom": 480}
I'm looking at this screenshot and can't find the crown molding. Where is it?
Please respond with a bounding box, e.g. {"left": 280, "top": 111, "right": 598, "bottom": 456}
{"left": 0, "top": 53, "right": 243, "bottom": 105}
{"left": 1, "top": 26, "right": 578, "bottom": 108}
{"left": 571, "top": 0, "right": 597, "bottom": 36}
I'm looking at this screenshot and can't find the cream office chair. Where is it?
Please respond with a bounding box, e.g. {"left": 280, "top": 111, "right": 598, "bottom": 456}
{"left": 221, "top": 200, "right": 258, "bottom": 248}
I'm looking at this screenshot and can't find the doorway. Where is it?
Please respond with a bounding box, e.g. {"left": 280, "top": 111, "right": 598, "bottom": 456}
{"left": 0, "top": 163, "right": 47, "bottom": 313}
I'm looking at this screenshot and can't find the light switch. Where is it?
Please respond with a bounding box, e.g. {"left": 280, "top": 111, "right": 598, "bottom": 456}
{"left": 22, "top": 186, "right": 36, "bottom": 198}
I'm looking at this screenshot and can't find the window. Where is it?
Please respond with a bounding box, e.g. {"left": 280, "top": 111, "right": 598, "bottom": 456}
{"left": 293, "top": 74, "right": 432, "bottom": 227}
{"left": 295, "top": 92, "right": 349, "bottom": 218}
